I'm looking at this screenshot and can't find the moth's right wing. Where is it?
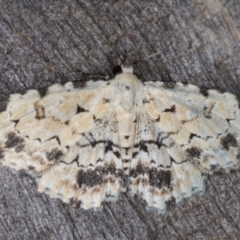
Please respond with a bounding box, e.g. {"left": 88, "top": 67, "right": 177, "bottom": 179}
{"left": 129, "top": 81, "right": 240, "bottom": 212}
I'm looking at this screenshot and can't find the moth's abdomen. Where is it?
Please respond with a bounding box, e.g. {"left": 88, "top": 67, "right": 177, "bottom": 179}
{"left": 115, "top": 107, "right": 136, "bottom": 175}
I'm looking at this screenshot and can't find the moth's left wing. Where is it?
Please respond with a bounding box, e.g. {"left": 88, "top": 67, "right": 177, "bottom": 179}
{"left": 0, "top": 80, "right": 123, "bottom": 209}
{"left": 130, "top": 81, "right": 240, "bottom": 212}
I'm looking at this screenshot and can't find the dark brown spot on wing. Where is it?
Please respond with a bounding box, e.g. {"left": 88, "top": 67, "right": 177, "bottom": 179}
{"left": 163, "top": 105, "right": 176, "bottom": 113}
{"left": 11, "top": 119, "right": 20, "bottom": 127}
{"left": 186, "top": 147, "right": 202, "bottom": 158}
{"left": 77, "top": 164, "right": 122, "bottom": 188}
{"left": 155, "top": 115, "right": 160, "bottom": 122}
{"left": 0, "top": 147, "right": 5, "bottom": 159}
{"left": 5, "top": 132, "right": 25, "bottom": 152}
{"left": 93, "top": 115, "right": 102, "bottom": 125}
{"left": 102, "top": 98, "right": 110, "bottom": 103}
{"left": 28, "top": 165, "right": 36, "bottom": 171}
{"left": 76, "top": 105, "right": 88, "bottom": 114}
{"left": 105, "top": 164, "right": 123, "bottom": 177}
{"left": 149, "top": 168, "right": 172, "bottom": 189}
{"left": 104, "top": 141, "right": 120, "bottom": 159}
{"left": 203, "top": 103, "right": 214, "bottom": 119}
{"left": 220, "top": 133, "right": 238, "bottom": 151}
{"left": 134, "top": 141, "right": 149, "bottom": 155}
{"left": 34, "top": 102, "right": 45, "bottom": 119}
{"left": 130, "top": 163, "right": 172, "bottom": 189}
{"left": 77, "top": 167, "right": 104, "bottom": 188}
{"left": 46, "top": 149, "right": 64, "bottom": 161}
{"left": 143, "top": 98, "right": 150, "bottom": 104}
{"left": 130, "top": 163, "right": 148, "bottom": 178}
{"left": 96, "top": 158, "right": 103, "bottom": 163}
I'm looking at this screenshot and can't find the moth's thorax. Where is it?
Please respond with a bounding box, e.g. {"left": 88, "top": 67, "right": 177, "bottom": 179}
{"left": 112, "top": 72, "right": 140, "bottom": 111}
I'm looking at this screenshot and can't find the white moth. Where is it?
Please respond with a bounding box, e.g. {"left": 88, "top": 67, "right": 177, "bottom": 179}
{"left": 0, "top": 65, "right": 239, "bottom": 212}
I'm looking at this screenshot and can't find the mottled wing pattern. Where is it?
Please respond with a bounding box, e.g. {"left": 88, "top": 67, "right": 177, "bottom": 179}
{"left": 0, "top": 80, "right": 123, "bottom": 209}
{"left": 1, "top": 66, "right": 240, "bottom": 213}
{"left": 130, "top": 81, "right": 240, "bottom": 211}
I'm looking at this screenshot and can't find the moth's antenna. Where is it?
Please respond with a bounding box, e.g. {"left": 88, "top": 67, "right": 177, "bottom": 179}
{"left": 133, "top": 43, "right": 172, "bottom": 66}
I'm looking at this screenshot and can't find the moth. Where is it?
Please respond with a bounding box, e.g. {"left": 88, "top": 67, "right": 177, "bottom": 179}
{"left": 0, "top": 65, "right": 239, "bottom": 212}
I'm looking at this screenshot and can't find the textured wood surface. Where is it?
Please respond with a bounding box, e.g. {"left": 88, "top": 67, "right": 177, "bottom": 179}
{"left": 0, "top": 1, "right": 240, "bottom": 239}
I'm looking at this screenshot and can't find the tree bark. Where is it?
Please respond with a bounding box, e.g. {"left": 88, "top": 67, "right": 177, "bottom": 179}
{"left": 0, "top": 0, "right": 240, "bottom": 239}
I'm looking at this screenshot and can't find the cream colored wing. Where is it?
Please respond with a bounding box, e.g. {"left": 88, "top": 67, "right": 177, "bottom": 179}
{"left": 129, "top": 81, "right": 240, "bottom": 212}
{"left": 0, "top": 80, "right": 123, "bottom": 209}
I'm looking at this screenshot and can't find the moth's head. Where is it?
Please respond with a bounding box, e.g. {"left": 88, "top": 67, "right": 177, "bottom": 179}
{"left": 112, "top": 65, "right": 133, "bottom": 76}
{"left": 112, "top": 65, "right": 139, "bottom": 86}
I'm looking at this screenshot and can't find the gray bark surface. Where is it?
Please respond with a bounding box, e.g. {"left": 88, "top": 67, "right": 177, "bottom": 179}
{"left": 0, "top": 1, "right": 240, "bottom": 239}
